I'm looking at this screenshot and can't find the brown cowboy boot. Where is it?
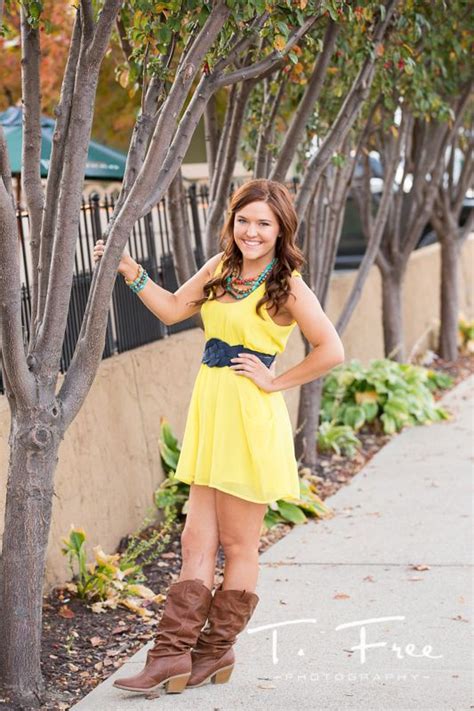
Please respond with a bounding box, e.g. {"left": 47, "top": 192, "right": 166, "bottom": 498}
{"left": 113, "top": 578, "right": 212, "bottom": 694}
{"left": 187, "top": 583, "right": 259, "bottom": 688}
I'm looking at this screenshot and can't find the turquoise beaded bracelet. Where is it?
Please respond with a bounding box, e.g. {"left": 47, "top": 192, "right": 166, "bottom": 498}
{"left": 131, "top": 270, "right": 148, "bottom": 293}
{"left": 126, "top": 265, "right": 149, "bottom": 294}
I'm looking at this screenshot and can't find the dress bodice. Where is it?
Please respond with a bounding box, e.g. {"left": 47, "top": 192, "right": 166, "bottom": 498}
{"left": 200, "top": 259, "right": 301, "bottom": 355}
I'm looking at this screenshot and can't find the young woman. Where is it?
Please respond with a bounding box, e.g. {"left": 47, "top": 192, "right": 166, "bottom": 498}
{"left": 93, "top": 178, "right": 344, "bottom": 696}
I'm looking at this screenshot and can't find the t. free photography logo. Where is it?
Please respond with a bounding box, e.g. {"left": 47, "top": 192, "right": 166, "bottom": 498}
{"left": 247, "top": 615, "right": 443, "bottom": 682}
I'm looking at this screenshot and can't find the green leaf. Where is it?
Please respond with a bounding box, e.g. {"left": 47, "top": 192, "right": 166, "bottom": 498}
{"left": 275, "top": 500, "right": 307, "bottom": 524}
{"left": 380, "top": 413, "right": 397, "bottom": 434}
{"left": 159, "top": 441, "right": 179, "bottom": 471}
{"left": 343, "top": 405, "right": 366, "bottom": 430}
{"left": 361, "top": 401, "right": 378, "bottom": 422}
{"left": 264, "top": 509, "right": 284, "bottom": 528}
{"left": 160, "top": 418, "right": 179, "bottom": 450}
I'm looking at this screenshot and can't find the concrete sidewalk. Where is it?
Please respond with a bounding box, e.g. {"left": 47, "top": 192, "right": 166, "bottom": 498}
{"left": 72, "top": 376, "right": 473, "bottom": 711}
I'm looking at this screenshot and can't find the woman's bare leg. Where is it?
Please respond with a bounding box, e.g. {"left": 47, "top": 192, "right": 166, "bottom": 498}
{"left": 178, "top": 484, "right": 219, "bottom": 590}
{"left": 215, "top": 490, "right": 267, "bottom": 592}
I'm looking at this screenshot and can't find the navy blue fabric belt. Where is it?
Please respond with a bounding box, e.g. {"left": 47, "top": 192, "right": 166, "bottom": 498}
{"left": 202, "top": 337, "right": 276, "bottom": 368}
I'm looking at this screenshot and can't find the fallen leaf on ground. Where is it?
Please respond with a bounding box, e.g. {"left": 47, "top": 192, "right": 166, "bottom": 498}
{"left": 112, "top": 625, "right": 130, "bottom": 635}
{"left": 58, "top": 605, "right": 75, "bottom": 619}
{"left": 451, "top": 614, "right": 469, "bottom": 622}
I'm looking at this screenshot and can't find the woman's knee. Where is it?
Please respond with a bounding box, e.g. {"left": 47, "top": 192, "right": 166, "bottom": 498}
{"left": 180, "top": 524, "right": 219, "bottom": 561}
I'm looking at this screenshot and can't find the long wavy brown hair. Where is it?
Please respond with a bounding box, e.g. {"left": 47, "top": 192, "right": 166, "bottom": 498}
{"left": 189, "top": 179, "right": 305, "bottom": 320}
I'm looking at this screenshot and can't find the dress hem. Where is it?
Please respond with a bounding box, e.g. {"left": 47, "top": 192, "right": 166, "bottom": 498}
{"left": 173, "top": 475, "right": 299, "bottom": 505}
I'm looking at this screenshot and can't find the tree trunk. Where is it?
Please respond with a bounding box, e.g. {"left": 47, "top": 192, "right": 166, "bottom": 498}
{"left": 294, "top": 336, "right": 323, "bottom": 472}
{"left": 439, "top": 235, "right": 460, "bottom": 361}
{"left": 166, "top": 167, "right": 197, "bottom": 283}
{"left": 204, "top": 79, "right": 255, "bottom": 257}
{"left": 380, "top": 269, "right": 404, "bottom": 361}
{"left": 0, "top": 408, "right": 61, "bottom": 708}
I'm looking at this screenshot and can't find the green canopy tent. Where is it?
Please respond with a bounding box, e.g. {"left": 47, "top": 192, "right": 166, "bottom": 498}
{"left": 1, "top": 106, "right": 127, "bottom": 200}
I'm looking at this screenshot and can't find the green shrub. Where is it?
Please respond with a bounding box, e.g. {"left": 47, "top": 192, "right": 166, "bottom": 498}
{"left": 317, "top": 421, "right": 361, "bottom": 457}
{"left": 61, "top": 526, "right": 159, "bottom": 615}
{"left": 155, "top": 416, "right": 190, "bottom": 520}
{"left": 321, "top": 359, "right": 452, "bottom": 436}
{"left": 264, "top": 470, "right": 332, "bottom": 529}
{"left": 121, "top": 516, "right": 175, "bottom": 568}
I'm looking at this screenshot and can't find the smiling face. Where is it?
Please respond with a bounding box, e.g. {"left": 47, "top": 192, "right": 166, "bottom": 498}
{"left": 233, "top": 200, "right": 280, "bottom": 272}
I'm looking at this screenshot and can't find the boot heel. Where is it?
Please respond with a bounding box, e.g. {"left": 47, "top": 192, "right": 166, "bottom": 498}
{"left": 212, "top": 665, "right": 234, "bottom": 684}
{"left": 165, "top": 673, "right": 191, "bottom": 693}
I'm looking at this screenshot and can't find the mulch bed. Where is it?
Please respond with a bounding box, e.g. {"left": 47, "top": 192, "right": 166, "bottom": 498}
{"left": 25, "top": 353, "right": 473, "bottom": 709}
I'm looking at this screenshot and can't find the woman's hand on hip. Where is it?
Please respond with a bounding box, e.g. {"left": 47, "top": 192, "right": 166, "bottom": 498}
{"left": 229, "top": 353, "right": 277, "bottom": 393}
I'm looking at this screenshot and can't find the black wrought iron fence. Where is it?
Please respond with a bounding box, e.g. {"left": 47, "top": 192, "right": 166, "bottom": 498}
{"left": 0, "top": 178, "right": 300, "bottom": 395}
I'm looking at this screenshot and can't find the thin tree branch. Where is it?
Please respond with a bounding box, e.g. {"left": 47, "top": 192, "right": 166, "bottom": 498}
{"left": 121, "top": 1, "right": 231, "bottom": 216}
{"left": 337, "top": 111, "right": 410, "bottom": 333}
{"left": 109, "top": 30, "right": 177, "bottom": 219}
{"left": 20, "top": 5, "right": 44, "bottom": 336}
{"left": 205, "top": 74, "right": 257, "bottom": 254}
{"left": 453, "top": 136, "right": 474, "bottom": 216}
{"left": 255, "top": 70, "right": 286, "bottom": 178}
{"left": 319, "top": 136, "right": 356, "bottom": 306}
{"left": 294, "top": 0, "right": 399, "bottom": 221}
{"left": 0, "top": 127, "right": 13, "bottom": 199}
{"left": 271, "top": 18, "right": 340, "bottom": 182}
{"left": 0, "top": 180, "right": 35, "bottom": 408}
{"left": 115, "top": 11, "right": 133, "bottom": 63}
{"left": 33, "top": 12, "right": 82, "bottom": 342}
{"left": 211, "top": 75, "right": 255, "bottom": 211}
{"left": 80, "top": 0, "right": 95, "bottom": 40}
{"left": 204, "top": 93, "right": 219, "bottom": 180}
{"left": 210, "top": 83, "right": 237, "bottom": 203}
{"left": 33, "top": 4, "right": 122, "bottom": 372}
{"left": 88, "top": 0, "right": 123, "bottom": 64}
{"left": 214, "top": 14, "right": 319, "bottom": 89}
{"left": 401, "top": 83, "right": 472, "bottom": 261}
{"left": 212, "top": 11, "right": 270, "bottom": 74}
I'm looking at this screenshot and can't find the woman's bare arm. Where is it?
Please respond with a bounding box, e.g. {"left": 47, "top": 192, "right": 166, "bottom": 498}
{"left": 270, "top": 274, "right": 345, "bottom": 392}
{"left": 93, "top": 241, "right": 224, "bottom": 326}
{"left": 137, "top": 251, "right": 224, "bottom": 325}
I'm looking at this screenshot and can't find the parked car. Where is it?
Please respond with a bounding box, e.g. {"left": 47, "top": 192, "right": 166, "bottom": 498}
{"left": 334, "top": 151, "right": 473, "bottom": 270}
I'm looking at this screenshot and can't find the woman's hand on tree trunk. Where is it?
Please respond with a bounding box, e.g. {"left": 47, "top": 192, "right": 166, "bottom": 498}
{"left": 93, "top": 239, "right": 138, "bottom": 280}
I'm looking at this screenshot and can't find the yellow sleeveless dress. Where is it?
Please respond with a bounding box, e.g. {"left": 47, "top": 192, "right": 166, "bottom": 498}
{"left": 173, "top": 259, "right": 302, "bottom": 504}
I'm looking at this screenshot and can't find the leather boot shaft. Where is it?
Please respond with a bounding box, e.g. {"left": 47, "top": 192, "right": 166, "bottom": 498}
{"left": 194, "top": 585, "right": 259, "bottom": 656}
{"left": 187, "top": 584, "right": 259, "bottom": 687}
{"left": 148, "top": 578, "right": 213, "bottom": 658}
{"left": 113, "top": 578, "right": 212, "bottom": 694}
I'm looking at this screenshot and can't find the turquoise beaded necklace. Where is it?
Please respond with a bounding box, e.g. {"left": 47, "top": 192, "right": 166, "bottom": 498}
{"left": 224, "top": 257, "right": 277, "bottom": 300}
